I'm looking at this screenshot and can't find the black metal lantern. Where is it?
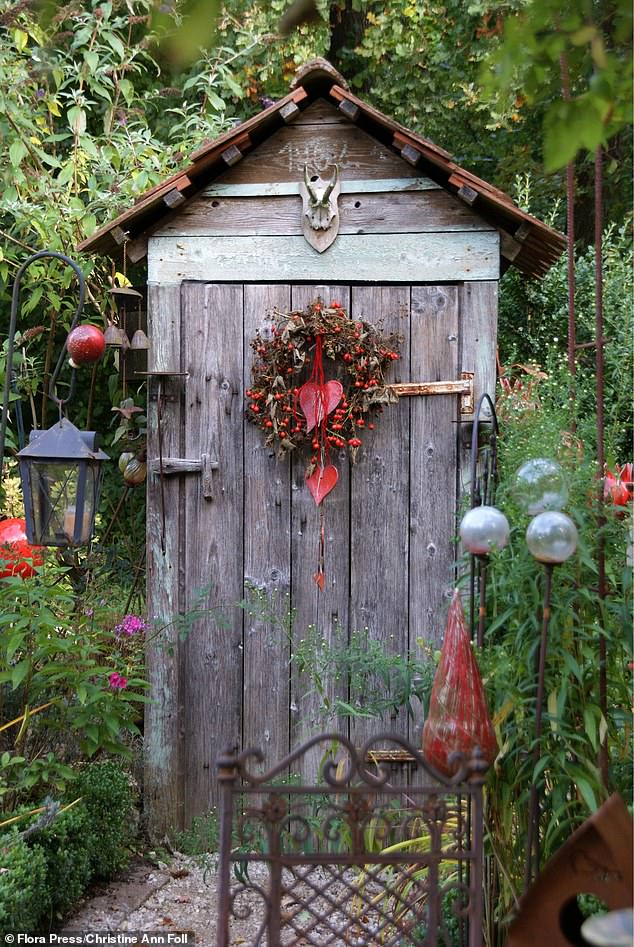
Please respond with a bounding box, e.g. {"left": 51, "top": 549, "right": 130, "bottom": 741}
{"left": 17, "top": 418, "right": 109, "bottom": 546}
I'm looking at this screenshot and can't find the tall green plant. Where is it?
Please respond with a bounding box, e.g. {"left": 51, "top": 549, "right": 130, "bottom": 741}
{"left": 498, "top": 216, "right": 633, "bottom": 459}
{"left": 0, "top": 558, "right": 148, "bottom": 812}
{"left": 476, "top": 374, "right": 632, "bottom": 943}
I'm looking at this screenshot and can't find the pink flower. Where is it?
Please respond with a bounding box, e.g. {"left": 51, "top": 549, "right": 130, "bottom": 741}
{"left": 108, "top": 671, "right": 128, "bottom": 690}
{"left": 114, "top": 614, "right": 148, "bottom": 637}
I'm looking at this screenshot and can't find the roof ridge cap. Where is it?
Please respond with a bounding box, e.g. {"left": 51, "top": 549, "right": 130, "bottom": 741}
{"left": 291, "top": 57, "right": 349, "bottom": 91}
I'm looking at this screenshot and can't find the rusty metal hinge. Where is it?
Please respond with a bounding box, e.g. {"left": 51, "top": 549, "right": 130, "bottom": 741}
{"left": 389, "top": 371, "right": 474, "bottom": 415}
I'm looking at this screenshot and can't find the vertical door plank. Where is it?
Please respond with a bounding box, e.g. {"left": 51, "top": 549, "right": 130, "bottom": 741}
{"left": 243, "top": 284, "right": 292, "bottom": 766}
{"left": 458, "top": 281, "right": 499, "bottom": 504}
{"left": 349, "top": 286, "right": 411, "bottom": 748}
{"left": 289, "top": 283, "right": 351, "bottom": 783}
{"left": 182, "top": 282, "right": 244, "bottom": 823}
{"left": 145, "top": 282, "right": 185, "bottom": 836}
{"left": 410, "top": 286, "right": 460, "bottom": 665}
{"left": 459, "top": 281, "right": 498, "bottom": 416}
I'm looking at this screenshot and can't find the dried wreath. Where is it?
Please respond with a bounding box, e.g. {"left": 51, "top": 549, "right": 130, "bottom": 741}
{"left": 245, "top": 299, "right": 402, "bottom": 470}
{"left": 245, "top": 299, "right": 403, "bottom": 589}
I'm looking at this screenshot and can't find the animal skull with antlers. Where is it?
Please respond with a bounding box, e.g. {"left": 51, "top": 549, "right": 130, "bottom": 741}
{"left": 299, "top": 164, "right": 341, "bottom": 252}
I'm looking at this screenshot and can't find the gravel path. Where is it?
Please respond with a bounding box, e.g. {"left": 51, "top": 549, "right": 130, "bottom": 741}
{"left": 60, "top": 853, "right": 260, "bottom": 946}
{"left": 59, "top": 855, "right": 400, "bottom": 946}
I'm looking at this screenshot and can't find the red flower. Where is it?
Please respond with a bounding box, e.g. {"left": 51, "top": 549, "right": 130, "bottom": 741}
{"left": 604, "top": 463, "right": 633, "bottom": 507}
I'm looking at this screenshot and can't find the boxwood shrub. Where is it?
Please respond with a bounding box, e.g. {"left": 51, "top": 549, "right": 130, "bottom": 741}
{"left": 0, "top": 832, "right": 48, "bottom": 933}
{"left": 0, "top": 760, "right": 134, "bottom": 933}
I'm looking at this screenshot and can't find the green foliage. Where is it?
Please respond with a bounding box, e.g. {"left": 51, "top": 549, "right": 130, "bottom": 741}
{"left": 228, "top": 584, "right": 435, "bottom": 726}
{"left": 481, "top": 0, "right": 632, "bottom": 171}
{"left": 498, "top": 217, "right": 633, "bottom": 459}
{"left": 476, "top": 374, "right": 632, "bottom": 938}
{"left": 173, "top": 808, "right": 222, "bottom": 878}
{"left": 293, "top": 624, "right": 436, "bottom": 723}
{"left": 0, "top": 832, "right": 48, "bottom": 934}
{"left": 0, "top": 557, "right": 148, "bottom": 812}
{"left": 0, "top": 760, "right": 134, "bottom": 932}
{"left": 71, "top": 760, "right": 134, "bottom": 879}
{"left": 35, "top": 804, "right": 92, "bottom": 918}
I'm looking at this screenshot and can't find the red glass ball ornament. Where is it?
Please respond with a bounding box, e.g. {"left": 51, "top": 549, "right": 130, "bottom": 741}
{"left": 0, "top": 518, "right": 44, "bottom": 579}
{"left": 67, "top": 325, "right": 106, "bottom": 366}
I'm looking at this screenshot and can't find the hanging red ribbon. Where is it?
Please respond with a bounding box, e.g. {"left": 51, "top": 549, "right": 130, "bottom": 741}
{"left": 298, "top": 334, "right": 342, "bottom": 589}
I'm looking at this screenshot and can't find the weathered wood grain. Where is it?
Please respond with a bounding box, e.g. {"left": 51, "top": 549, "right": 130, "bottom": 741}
{"left": 181, "top": 282, "right": 244, "bottom": 823}
{"left": 144, "top": 282, "right": 186, "bottom": 836}
{"left": 201, "top": 178, "right": 441, "bottom": 197}
{"left": 349, "top": 285, "right": 411, "bottom": 749}
{"left": 294, "top": 98, "right": 350, "bottom": 125}
{"left": 280, "top": 101, "right": 301, "bottom": 124}
{"left": 409, "top": 286, "right": 460, "bottom": 661}
{"left": 338, "top": 99, "right": 360, "bottom": 122}
{"left": 459, "top": 281, "right": 498, "bottom": 421}
{"left": 154, "top": 190, "right": 491, "bottom": 239}
{"left": 289, "top": 283, "right": 352, "bottom": 784}
{"left": 242, "top": 283, "right": 293, "bottom": 769}
{"left": 457, "top": 281, "right": 498, "bottom": 514}
{"left": 143, "top": 279, "right": 497, "bottom": 827}
{"left": 214, "top": 123, "right": 419, "bottom": 183}
{"left": 147, "top": 233, "right": 500, "bottom": 283}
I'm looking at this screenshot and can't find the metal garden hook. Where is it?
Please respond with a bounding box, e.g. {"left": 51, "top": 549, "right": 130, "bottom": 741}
{"left": 0, "top": 250, "right": 86, "bottom": 478}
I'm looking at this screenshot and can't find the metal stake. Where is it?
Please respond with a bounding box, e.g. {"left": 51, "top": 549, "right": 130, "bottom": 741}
{"left": 524, "top": 562, "right": 554, "bottom": 891}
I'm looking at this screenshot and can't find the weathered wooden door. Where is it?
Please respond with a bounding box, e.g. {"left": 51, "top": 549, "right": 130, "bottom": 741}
{"left": 146, "top": 278, "right": 495, "bottom": 829}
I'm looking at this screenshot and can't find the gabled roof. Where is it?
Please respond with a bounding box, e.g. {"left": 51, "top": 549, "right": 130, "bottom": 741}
{"left": 78, "top": 58, "right": 565, "bottom": 279}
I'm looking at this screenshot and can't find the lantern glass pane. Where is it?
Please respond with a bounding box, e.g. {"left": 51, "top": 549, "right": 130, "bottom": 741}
{"left": 27, "top": 460, "right": 101, "bottom": 545}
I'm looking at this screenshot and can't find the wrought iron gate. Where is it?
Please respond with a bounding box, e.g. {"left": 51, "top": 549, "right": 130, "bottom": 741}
{"left": 216, "top": 732, "right": 487, "bottom": 946}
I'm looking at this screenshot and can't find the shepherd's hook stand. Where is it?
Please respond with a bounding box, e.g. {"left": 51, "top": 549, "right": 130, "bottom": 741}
{"left": 0, "top": 250, "right": 86, "bottom": 478}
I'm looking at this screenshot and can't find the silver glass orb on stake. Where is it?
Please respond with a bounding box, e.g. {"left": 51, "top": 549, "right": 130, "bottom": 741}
{"left": 459, "top": 505, "right": 510, "bottom": 556}
{"left": 525, "top": 510, "right": 578, "bottom": 564}
{"left": 514, "top": 458, "right": 569, "bottom": 514}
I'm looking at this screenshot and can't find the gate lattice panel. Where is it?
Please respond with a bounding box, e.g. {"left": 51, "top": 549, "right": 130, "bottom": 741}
{"left": 216, "top": 733, "right": 487, "bottom": 946}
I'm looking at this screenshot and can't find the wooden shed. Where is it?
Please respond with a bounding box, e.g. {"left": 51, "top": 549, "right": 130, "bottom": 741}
{"left": 79, "top": 58, "right": 565, "bottom": 834}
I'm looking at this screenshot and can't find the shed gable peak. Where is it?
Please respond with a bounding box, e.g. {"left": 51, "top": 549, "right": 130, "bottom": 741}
{"left": 77, "top": 59, "right": 565, "bottom": 279}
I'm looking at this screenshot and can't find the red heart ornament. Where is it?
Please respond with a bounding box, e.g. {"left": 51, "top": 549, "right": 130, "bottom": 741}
{"left": 306, "top": 464, "right": 339, "bottom": 505}
{"left": 299, "top": 380, "right": 343, "bottom": 433}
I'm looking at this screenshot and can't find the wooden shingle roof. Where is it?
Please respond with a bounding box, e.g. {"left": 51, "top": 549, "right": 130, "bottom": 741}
{"left": 78, "top": 58, "right": 565, "bottom": 279}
